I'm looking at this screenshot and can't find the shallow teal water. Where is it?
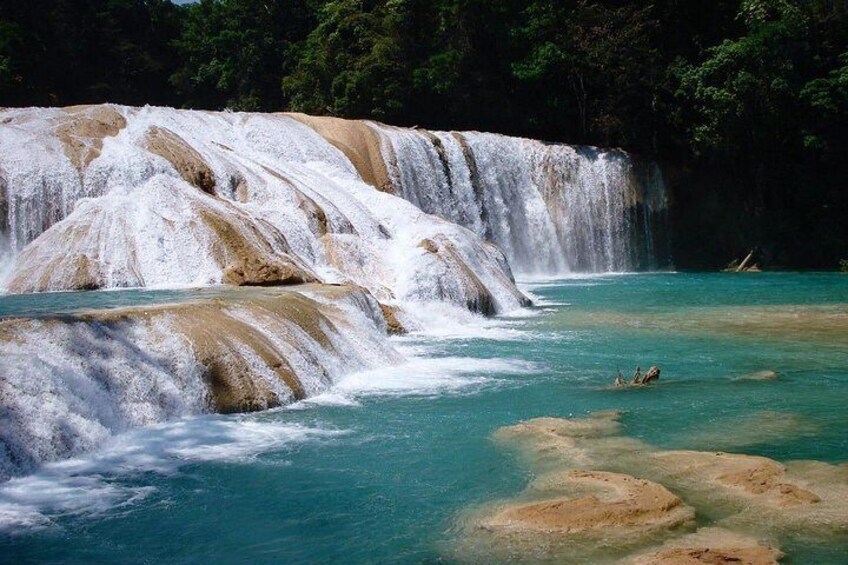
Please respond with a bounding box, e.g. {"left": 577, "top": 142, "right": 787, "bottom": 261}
{"left": 1, "top": 273, "right": 847, "bottom": 563}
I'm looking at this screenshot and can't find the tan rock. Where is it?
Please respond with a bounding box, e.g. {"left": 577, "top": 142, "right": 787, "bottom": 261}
{"left": 630, "top": 528, "right": 783, "bottom": 565}
{"left": 222, "top": 256, "right": 314, "bottom": 287}
{"left": 652, "top": 451, "right": 821, "bottom": 509}
{"left": 482, "top": 470, "right": 695, "bottom": 535}
{"left": 143, "top": 126, "right": 216, "bottom": 194}
{"left": 56, "top": 105, "right": 127, "bottom": 171}
{"left": 418, "top": 237, "right": 497, "bottom": 315}
{"left": 288, "top": 113, "right": 393, "bottom": 192}
{"left": 379, "top": 303, "right": 407, "bottom": 335}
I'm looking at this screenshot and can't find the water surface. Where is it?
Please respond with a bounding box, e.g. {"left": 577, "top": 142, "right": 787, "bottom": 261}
{"left": 1, "top": 273, "right": 846, "bottom": 563}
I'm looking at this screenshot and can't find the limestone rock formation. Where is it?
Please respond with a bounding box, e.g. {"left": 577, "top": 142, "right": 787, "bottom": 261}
{"left": 288, "top": 113, "right": 393, "bottom": 192}
{"left": 0, "top": 105, "right": 530, "bottom": 316}
{"left": 0, "top": 284, "right": 399, "bottom": 480}
{"left": 143, "top": 126, "right": 216, "bottom": 194}
{"left": 466, "top": 411, "right": 848, "bottom": 562}
{"left": 480, "top": 470, "right": 695, "bottom": 536}
{"left": 629, "top": 528, "right": 783, "bottom": 565}
{"left": 56, "top": 105, "right": 127, "bottom": 171}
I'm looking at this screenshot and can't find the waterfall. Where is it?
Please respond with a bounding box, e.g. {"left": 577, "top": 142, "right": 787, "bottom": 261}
{"left": 0, "top": 285, "right": 400, "bottom": 481}
{"left": 0, "top": 105, "right": 527, "bottom": 314}
{"left": 373, "top": 126, "right": 670, "bottom": 274}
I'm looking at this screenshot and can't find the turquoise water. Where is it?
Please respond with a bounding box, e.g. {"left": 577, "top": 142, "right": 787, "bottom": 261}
{"left": 1, "top": 273, "right": 846, "bottom": 563}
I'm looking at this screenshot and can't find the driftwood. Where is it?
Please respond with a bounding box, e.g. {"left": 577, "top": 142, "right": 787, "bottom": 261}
{"left": 615, "top": 366, "right": 661, "bottom": 387}
{"left": 736, "top": 249, "right": 756, "bottom": 272}
{"left": 641, "top": 366, "right": 661, "bottom": 384}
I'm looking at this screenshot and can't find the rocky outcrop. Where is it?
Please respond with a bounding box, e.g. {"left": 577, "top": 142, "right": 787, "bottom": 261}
{"left": 3, "top": 176, "right": 316, "bottom": 293}
{"left": 0, "top": 105, "right": 530, "bottom": 315}
{"left": 651, "top": 450, "right": 821, "bottom": 509}
{"left": 480, "top": 470, "right": 694, "bottom": 535}
{"left": 379, "top": 303, "right": 407, "bottom": 335}
{"left": 143, "top": 126, "right": 216, "bottom": 194}
{"left": 464, "top": 411, "right": 848, "bottom": 562}
{"left": 56, "top": 105, "right": 127, "bottom": 171}
{"left": 629, "top": 528, "right": 783, "bottom": 565}
{"left": 222, "top": 256, "right": 316, "bottom": 287}
{"left": 288, "top": 113, "right": 393, "bottom": 192}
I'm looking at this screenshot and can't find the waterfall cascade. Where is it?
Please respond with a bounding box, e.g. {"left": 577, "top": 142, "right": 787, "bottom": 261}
{"left": 0, "top": 285, "right": 399, "bottom": 481}
{"left": 371, "top": 125, "right": 670, "bottom": 274}
{"left": 0, "top": 104, "right": 671, "bottom": 480}
{"left": 0, "top": 105, "right": 526, "bottom": 313}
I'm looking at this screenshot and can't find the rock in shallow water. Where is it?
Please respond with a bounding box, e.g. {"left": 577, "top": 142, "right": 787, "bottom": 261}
{"left": 480, "top": 469, "right": 695, "bottom": 535}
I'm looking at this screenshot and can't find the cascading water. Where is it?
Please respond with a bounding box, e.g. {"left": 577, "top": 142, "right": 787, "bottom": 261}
{"left": 0, "top": 103, "right": 670, "bottom": 483}
{"left": 0, "top": 285, "right": 400, "bottom": 481}
{"left": 373, "top": 125, "right": 670, "bottom": 274}
{"left": 0, "top": 105, "right": 526, "bottom": 314}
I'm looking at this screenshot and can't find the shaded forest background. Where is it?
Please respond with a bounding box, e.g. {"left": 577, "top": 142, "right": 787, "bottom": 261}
{"left": 1, "top": 0, "right": 846, "bottom": 269}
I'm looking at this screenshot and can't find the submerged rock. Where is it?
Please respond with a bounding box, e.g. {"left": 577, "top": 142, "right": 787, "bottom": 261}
{"left": 740, "top": 370, "right": 780, "bottom": 381}
{"left": 465, "top": 411, "right": 848, "bottom": 562}
{"left": 480, "top": 470, "right": 695, "bottom": 535}
{"left": 628, "top": 528, "right": 783, "bottom": 565}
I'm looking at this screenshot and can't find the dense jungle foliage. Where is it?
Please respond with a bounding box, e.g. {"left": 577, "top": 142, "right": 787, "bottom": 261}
{"left": 1, "top": 0, "right": 846, "bottom": 268}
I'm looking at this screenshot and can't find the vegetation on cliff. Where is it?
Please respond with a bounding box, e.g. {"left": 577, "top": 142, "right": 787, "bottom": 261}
{"left": 1, "top": 0, "right": 846, "bottom": 268}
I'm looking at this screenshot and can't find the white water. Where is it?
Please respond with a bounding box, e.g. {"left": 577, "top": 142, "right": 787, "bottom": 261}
{"left": 0, "top": 105, "right": 525, "bottom": 314}
{"left": 0, "top": 417, "right": 348, "bottom": 531}
{"left": 374, "top": 125, "right": 669, "bottom": 274}
{"left": 0, "top": 287, "right": 399, "bottom": 482}
{"left": 0, "top": 310, "right": 540, "bottom": 530}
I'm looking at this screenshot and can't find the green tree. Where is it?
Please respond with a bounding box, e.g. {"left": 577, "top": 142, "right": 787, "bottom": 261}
{"left": 511, "top": 0, "right": 660, "bottom": 147}
{"left": 0, "top": 0, "right": 182, "bottom": 107}
{"left": 172, "top": 0, "right": 317, "bottom": 111}
{"left": 283, "top": 0, "right": 410, "bottom": 120}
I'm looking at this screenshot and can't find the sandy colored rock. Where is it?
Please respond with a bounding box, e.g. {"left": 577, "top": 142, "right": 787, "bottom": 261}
{"left": 50, "top": 285, "right": 374, "bottom": 412}
{"left": 56, "top": 105, "right": 127, "bottom": 170}
{"left": 494, "top": 411, "right": 624, "bottom": 443}
{"left": 288, "top": 113, "right": 393, "bottom": 192}
{"left": 3, "top": 176, "right": 318, "bottom": 294}
{"left": 652, "top": 450, "right": 820, "bottom": 509}
{"left": 222, "top": 256, "right": 315, "bottom": 287}
{"left": 418, "top": 237, "right": 497, "bottom": 315}
{"left": 482, "top": 470, "right": 695, "bottom": 535}
{"left": 629, "top": 528, "right": 783, "bottom": 565}
{"left": 143, "top": 126, "right": 216, "bottom": 194}
{"left": 378, "top": 303, "right": 407, "bottom": 335}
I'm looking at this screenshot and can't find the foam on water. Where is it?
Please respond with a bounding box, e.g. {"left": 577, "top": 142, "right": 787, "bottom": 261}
{"left": 0, "top": 416, "right": 346, "bottom": 532}
{"left": 332, "top": 356, "right": 539, "bottom": 398}
{"left": 0, "top": 286, "right": 401, "bottom": 482}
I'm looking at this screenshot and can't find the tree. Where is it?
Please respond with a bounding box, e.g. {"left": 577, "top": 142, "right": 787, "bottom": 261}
{"left": 283, "top": 0, "right": 410, "bottom": 120}
{"left": 511, "top": 0, "right": 660, "bottom": 147}
{"left": 172, "top": 0, "right": 317, "bottom": 111}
